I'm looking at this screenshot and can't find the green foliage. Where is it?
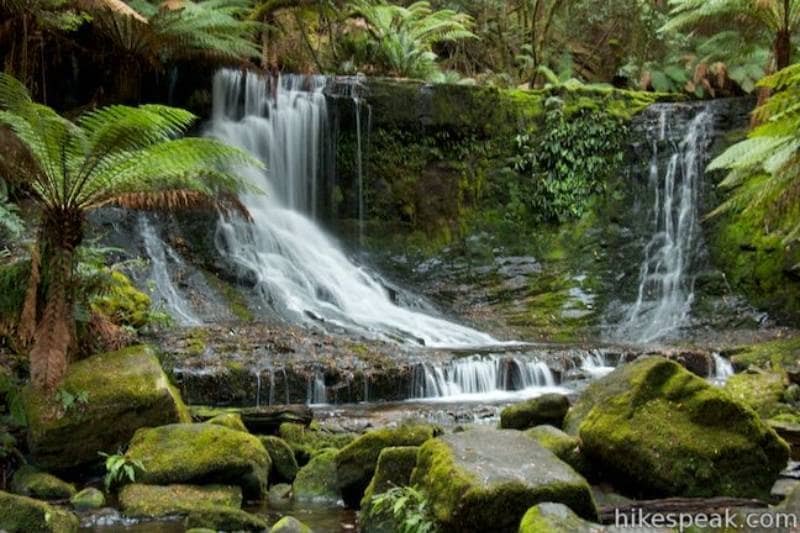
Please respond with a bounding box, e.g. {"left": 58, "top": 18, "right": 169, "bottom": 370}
{"left": 368, "top": 486, "right": 439, "bottom": 533}
{"left": 54, "top": 387, "right": 89, "bottom": 412}
{"left": 708, "top": 64, "right": 800, "bottom": 243}
{"left": 91, "top": 271, "right": 152, "bottom": 328}
{"left": 100, "top": 452, "right": 145, "bottom": 492}
{"left": 510, "top": 98, "right": 628, "bottom": 224}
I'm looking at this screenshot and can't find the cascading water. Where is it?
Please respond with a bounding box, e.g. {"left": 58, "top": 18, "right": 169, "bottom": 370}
{"left": 711, "top": 353, "right": 734, "bottom": 384}
{"left": 207, "top": 69, "right": 497, "bottom": 348}
{"left": 409, "top": 356, "right": 567, "bottom": 402}
{"left": 139, "top": 216, "right": 201, "bottom": 326}
{"left": 617, "top": 106, "right": 712, "bottom": 343}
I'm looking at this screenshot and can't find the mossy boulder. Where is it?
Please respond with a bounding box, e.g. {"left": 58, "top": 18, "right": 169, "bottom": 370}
{"left": 335, "top": 424, "right": 437, "bottom": 507}
{"left": 184, "top": 507, "right": 268, "bottom": 531}
{"left": 412, "top": 429, "right": 597, "bottom": 533}
{"left": 119, "top": 484, "right": 242, "bottom": 518}
{"left": 729, "top": 338, "right": 800, "bottom": 370}
{"left": 568, "top": 357, "right": 789, "bottom": 499}
{"left": 24, "top": 345, "right": 190, "bottom": 470}
{"left": 724, "top": 370, "right": 787, "bottom": 418}
{"left": 10, "top": 465, "right": 76, "bottom": 500}
{"left": 270, "top": 516, "right": 313, "bottom": 533}
{"left": 500, "top": 394, "right": 570, "bottom": 430}
{"left": 519, "top": 502, "right": 606, "bottom": 533}
{"left": 268, "top": 483, "right": 293, "bottom": 504}
{"left": 279, "top": 422, "right": 355, "bottom": 465}
{"left": 126, "top": 423, "right": 270, "bottom": 499}
{"left": 525, "top": 425, "right": 583, "bottom": 472}
{"left": 206, "top": 413, "right": 248, "bottom": 433}
{"left": 293, "top": 449, "right": 339, "bottom": 502}
{"left": 261, "top": 435, "right": 299, "bottom": 483}
{"left": 0, "top": 490, "right": 79, "bottom": 532}
{"left": 69, "top": 487, "right": 105, "bottom": 510}
{"left": 360, "top": 446, "right": 419, "bottom": 507}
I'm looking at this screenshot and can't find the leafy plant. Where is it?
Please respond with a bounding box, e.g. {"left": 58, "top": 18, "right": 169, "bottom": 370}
{"left": 54, "top": 387, "right": 89, "bottom": 412}
{"left": 367, "top": 486, "right": 438, "bottom": 533}
{"left": 99, "top": 452, "right": 144, "bottom": 492}
{"left": 0, "top": 73, "right": 260, "bottom": 391}
{"left": 708, "top": 64, "right": 800, "bottom": 242}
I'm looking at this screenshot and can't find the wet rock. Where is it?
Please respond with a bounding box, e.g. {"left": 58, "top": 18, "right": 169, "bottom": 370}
{"left": 24, "top": 345, "right": 190, "bottom": 471}
{"left": 126, "top": 423, "right": 270, "bottom": 499}
{"left": 293, "top": 449, "right": 339, "bottom": 503}
{"left": 270, "top": 516, "right": 312, "bottom": 533}
{"left": 205, "top": 412, "right": 248, "bottom": 432}
{"left": 361, "top": 446, "right": 419, "bottom": 507}
{"left": 70, "top": 487, "right": 105, "bottom": 511}
{"left": 184, "top": 507, "right": 268, "bottom": 531}
{"left": 335, "top": 424, "right": 438, "bottom": 507}
{"left": 567, "top": 357, "right": 790, "bottom": 499}
{"left": 119, "top": 484, "right": 242, "bottom": 518}
{"left": 519, "top": 502, "right": 616, "bottom": 533}
{"left": 500, "top": 394, "right": 570, "bottom": 430}
{"left": 412, "top": 429, "right": 597, "bottom": 532}
{"left": 0, "top": 490, "right": 79, "bottom": 532}
{"left": 769, "top": 420, "right": 800, "bottom": 460}
{"left": 268, "top": 483, "right": 293, "bottom": 504}
{"left": 772, "top": 479, "right": 800, "bottom": 499}
{"left": 525, "top": 425, "right": 583, "bottom": 472}
{"left": 261, "top": 436, "right": 300, "bottom": 483}
{"left": 10, "top": 465, "right": 76, "bottom": 500}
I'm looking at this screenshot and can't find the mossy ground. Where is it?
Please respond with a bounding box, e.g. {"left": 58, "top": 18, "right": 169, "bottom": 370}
{"left": 729, "top": 337, "right": 800, "bottom": 370}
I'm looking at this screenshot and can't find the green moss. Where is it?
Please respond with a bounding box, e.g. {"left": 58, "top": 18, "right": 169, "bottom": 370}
{"left": 729, "top": 338, "right": 800, "bottom": 370}
{"left": 91, "top": 271, "right": 152, "bottom": 328}
{"left": 126, "top": 423, "right": 270, "bottom": 499}
{"left": 202, "top": 272, "right": 254, "bottom": 322}
{"left": 500, "top": 394, "right": 570, "bottom": 430}
{"left": 261, "top": 435, "right": 299, "bottom": 483}
{"left": 278, "top": 422, "right": 355, "bottom": 464}
{"left": 206, "top": 413, "right": 248, "bottom": 432}
{"left": 184, "top": 506, "right": 267, "bottom": 531}
{"left": 335, "top": 424, "right": 438, "bottom": 507}
{"left": 360, "top": 446, "right": 419, "bottom": 507}
{"left": 10, "top": 465, "right": 76, "bottom": 500}
{"left": 119, "top": 484, "right": 242, "bottom": 518}
{"left": 70, "top": 488, "right": 105, "bottom": 511}
{"left": 724, "top": 371, "right": 788, "bottom": 418}
{"left": 0, "top": 490, "right": 79, "bottom": 532}
{"left": 574, "top": 357, "right": 790, "bottom": 499}
{"left": 24, "top": 345, "right": 190, "bottom": 471}
{"left": 269, "top": 516, "right": 312, "bottom": 533}
{"left": 293, "top": 448, "right": 339, "bottom": 502}
{"left": 519, "top": 502, "right": 600, "bottom": 533}
{"left": 525, "top": 426, "right": 583, "bottom": 472}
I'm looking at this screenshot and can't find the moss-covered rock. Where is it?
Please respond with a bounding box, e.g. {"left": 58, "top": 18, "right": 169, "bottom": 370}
{"left": 569, "top": 357, "right": 789, "bottom": 499}
{"left": 0, "top": 490, "right": 79, "bottom": 532}
{"left": 24, "top": 345, "right": 190, "bottom": 471}
{"left": 126, "top": 423, "right": 270, "bottom": 499}
{"left": 205, "top": 412, "right": 248, "bottom": 432}
{"left": 69, "top": 487, "right": 105, "bottom": 510}
{"left": 500, "top": 394, "right": 570, "bottom": 430}
{"left": 519, "top": 502, "right": 605, "bottom": 533}
{"left": 119, "top": 484, "right": 242, "bottom": 518}
{"left": 270, "top": 516, "right": 313, "bottom": 533}
{"left": 91, "top": 271, "right": 152, "bottom": 328}
{"left": 335, "top": 424, "right": 437, "bottom": 507}
{"left": 525, "top": 425, "right": 583, "bottom": 472}
{"left": 261, "top": 435, "right": 299, "bottom": 483}
{"left": 724, "top": 370, "right": 787, "bottom": 418}
{"left": 412, "top": 429, "right": 597, "bottom": 533}
{"left": 10, "top": 465, "right": 76, "bottom": 500}
{"left": 360, "top": 446, "right": 419, "bottom": 508}
{"left": 268, "top": 483, "right": 293, "bottom": 504}
{"left": 184, "top": 506, "right": 268, "bottom": 531}
{"left": 729, "top": 338, "right": 800, "bottom": 370}
{"left": 278, "top": 422, "right": 356, "bottom": 465}
{"left": 293, "top": 448, "right": 339, "bottom": 503}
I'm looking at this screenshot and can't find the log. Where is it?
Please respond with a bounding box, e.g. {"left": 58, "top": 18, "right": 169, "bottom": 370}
{"left": 190, "top": 404, "right": 313, "bottom": 434}
{"left": 598, "top": 497, "right": 769, "bottom": 524}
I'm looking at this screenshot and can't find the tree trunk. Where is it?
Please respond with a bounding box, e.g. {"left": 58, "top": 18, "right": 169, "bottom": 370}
{"left": 775, "top": 29, "right": 791, "bottom": 71}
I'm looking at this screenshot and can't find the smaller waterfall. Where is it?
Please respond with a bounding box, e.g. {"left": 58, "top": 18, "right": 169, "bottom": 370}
{"left": 711, "top": 353, "right": 734, "bottom": 384}
{"left": 139, "top": 216, "right": 201, "bottom": 326}
{"left": 579, "top": 352, "right": 615, "bottom": 379}
{"left": 410, "top": 356, "right": 566, "bottom": 402}
{"left": 618, "top": 107, "right": 712, "bottom": 343}
{"left": 307, "top": 370, "right": 327, "bottom": 405}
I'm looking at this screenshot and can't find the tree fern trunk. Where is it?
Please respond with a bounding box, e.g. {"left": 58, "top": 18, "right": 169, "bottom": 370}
{"left": 775, "top": 29, "right": 791, "bottom": 71}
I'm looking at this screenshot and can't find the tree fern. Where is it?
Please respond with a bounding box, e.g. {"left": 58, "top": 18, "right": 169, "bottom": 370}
{"left": 0, "top": 72, "right": 261, "bottom": 391}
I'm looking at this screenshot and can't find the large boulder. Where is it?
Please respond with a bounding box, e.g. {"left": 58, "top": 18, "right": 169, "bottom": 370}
{"left": 293, "top": 449, "right": 339, "bottom": 502}
{"left": 126, "top": 423, "right": 270, "bottom": 499}
{"left": 411, "top": 429, "right": 597, "bottom": 533}
{"left": 10, "top": 465, "right": 76, "bottom": 500}
{"left": 119, "top": 484, "right": 242, "bottom": 518}
{"left": 24, "top": 345, "right": 190, "bottom": 470}
{"left": 0, "top": 490, "right": 79, "bottom": 532}
{"left": 566, "top": 357, "right": 789, "bottom": 499}
{"left": 500, "top": 394, "right": 570, "bottom": 430}
{"left": 335, "top": 424, "right": 437, "bottom": 507}
{"left": 361, "top": 446, "right": 419, "bottom": 507}
{"left": 261, "top": 435, "right": 300, "bottom": 483}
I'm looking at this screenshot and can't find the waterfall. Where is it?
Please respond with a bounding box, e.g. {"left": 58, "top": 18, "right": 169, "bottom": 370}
{"left": 139, "top": 216, "right": 201, "bottom": 326}
{"left": 617, "top": 106, "right": 712, "bottom": 343}
{"left": 409, "top": 356, "right": 566, "bottom": 401}
{"left": 711, "top": 353, "right": 734, "bottom": 384}
{"left": 307, "top": 370, "right": 327, "bottom": 405}
{"left": 579, "top": 351, "right": 615, "bottom": 379}
{"left": 206, "top": 69, "right": 497, "bottom": 348}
